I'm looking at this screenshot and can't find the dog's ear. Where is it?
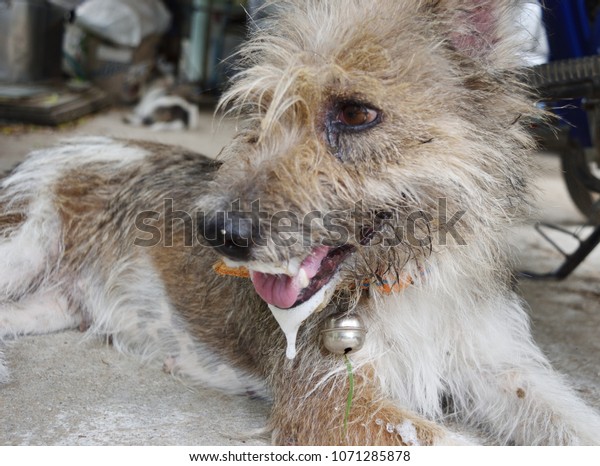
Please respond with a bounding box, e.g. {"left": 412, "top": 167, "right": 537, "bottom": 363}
{"left": 424, "top": 0, "right": 524, "bottom": 66}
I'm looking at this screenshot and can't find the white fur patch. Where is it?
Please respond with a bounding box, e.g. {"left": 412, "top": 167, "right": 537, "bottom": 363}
{"left": 349, "top": 253, "right": 600, "bottom": 444}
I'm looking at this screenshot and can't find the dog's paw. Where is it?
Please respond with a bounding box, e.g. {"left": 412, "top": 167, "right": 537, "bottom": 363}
{"left": 162, "top": 355, "right": 178, "bottom": 373}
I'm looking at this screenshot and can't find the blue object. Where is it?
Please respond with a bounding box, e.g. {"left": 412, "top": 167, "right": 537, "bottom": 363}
{"left": 543, "top": 0, "right": 594, "bottom": 59}
{"left": 542, "top": 0, "right": 599, "bottom": 148}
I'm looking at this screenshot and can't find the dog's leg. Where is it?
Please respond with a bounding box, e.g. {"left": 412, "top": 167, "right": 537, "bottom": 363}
{"left": 0, "top": 289, "right": 80, "bottom": 338}
{"left": 268, "top": 362, "right": 474, "bottom": 446}
{"left": 463, "top": 296, "right": 600, "bottom": 445}
{"left": 0, "top": 193, "right": 78, "bottom": 381}
{"left": 0, "top": 208, "right": 78, "bottom": 338}
{"left": 467, "top": 360, "right": 600, "bottom": 445}
{"left": 0, "top": 289, "right": 79, "bottom": 383}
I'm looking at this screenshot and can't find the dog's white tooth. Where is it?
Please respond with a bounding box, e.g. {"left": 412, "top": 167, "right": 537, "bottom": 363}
{"left": 224, "top": 257, "right": 303, "bottom": 278}
{"left": 244, "top": 260, "right": 300, "bottom": 277}
{"left": 286, "top": 258, "right": 301, "bottom": 276}
{"left": 297, "top": 268, "right": 310, "bottom": 288}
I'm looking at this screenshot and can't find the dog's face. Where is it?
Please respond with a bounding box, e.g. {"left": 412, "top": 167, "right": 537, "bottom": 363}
{"left": 202, "top": 0, "right": 537, "bottom": 313}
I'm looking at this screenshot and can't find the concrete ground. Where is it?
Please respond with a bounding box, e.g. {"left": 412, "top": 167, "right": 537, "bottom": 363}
{"left": 0, "top": 108, "right": 599, "bottom": 445}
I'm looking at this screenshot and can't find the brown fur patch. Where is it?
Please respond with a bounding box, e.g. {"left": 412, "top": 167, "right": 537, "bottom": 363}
{"left": 0, "top": 211, "right": 25, "bottom": 232}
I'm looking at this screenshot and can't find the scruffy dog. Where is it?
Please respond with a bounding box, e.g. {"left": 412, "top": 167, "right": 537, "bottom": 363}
{"left": 1, "top": 0, "right": 600, "bottom": 445}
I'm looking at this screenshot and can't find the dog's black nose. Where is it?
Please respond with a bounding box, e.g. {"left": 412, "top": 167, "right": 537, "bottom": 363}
{"left": 203, "top": 212, "right": 256, "bottom": 262}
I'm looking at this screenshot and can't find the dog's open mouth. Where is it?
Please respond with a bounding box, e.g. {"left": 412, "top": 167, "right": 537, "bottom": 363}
{"left": 249, "top": 244, "right": 355, "bottom": 310}
{"left": 244, "top": 245, "right": 355, "bottom": 359}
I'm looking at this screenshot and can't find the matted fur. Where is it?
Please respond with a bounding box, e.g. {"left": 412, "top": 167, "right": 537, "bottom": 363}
{"left": 1, "top": 0, "right": 600, "bottom": 445}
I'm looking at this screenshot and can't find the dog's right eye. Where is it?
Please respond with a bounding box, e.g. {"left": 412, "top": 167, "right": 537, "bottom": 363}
{"left": 337, "top": 104, "right": 380, "bottom": 128}
{"left": 325, "top": 102, "right": 382, "bottom": 153}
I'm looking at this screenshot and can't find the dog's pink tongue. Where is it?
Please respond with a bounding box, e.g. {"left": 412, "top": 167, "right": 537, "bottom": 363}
{"left": 250, "top": 246, "right": 329, "bottom": 309}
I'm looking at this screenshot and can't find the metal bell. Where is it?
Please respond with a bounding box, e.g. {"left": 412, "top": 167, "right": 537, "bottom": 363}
{"left": 320, "top": 314, "right": 367, "bottom": 355}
